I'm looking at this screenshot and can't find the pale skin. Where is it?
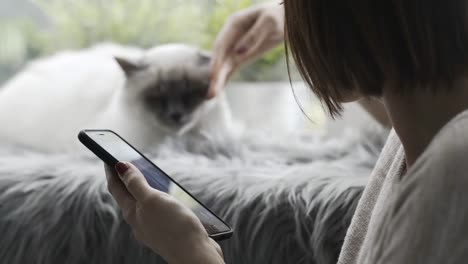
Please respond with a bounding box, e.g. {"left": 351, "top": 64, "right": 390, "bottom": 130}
{"left": 105, "top": 163, "right": 224, "bottom": 264}
{"left": 208, "top": 2, "right": 285, "bottom": 99}
{"left": 105, "top": 3, "right": 468, "bottom": 264}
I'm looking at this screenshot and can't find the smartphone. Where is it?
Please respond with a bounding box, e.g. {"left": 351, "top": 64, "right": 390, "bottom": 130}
{"left": 78, "top": 129, "right": 233, "bottom": 241}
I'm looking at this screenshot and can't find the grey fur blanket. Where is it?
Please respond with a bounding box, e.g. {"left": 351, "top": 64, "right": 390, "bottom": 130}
{"left": 0, "top": 127, "right": 387, "bottom": 264}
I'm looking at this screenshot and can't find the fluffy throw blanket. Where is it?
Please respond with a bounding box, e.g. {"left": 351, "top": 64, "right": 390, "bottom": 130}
{"left": 0, "top": 126, "right": 387, "bottom": 264}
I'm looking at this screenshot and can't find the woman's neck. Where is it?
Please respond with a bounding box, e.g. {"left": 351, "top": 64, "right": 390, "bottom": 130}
{"left": 382, "top": 80, "right": 468, "bottom": 167}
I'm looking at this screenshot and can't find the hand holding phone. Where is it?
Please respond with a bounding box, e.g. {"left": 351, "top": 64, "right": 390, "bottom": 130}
{"left": 79, "top": 130, "right": 230, "bottom": 263}
{"left": 105, "top": 162, "right": 225, "bottom": 263}
{"left": 78, "top": 130, "right": 232, "bottom": 240}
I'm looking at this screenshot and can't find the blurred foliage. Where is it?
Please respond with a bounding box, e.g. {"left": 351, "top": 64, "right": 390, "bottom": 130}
{"left": 0, "top": 0, "right": 288, "bottom": 83}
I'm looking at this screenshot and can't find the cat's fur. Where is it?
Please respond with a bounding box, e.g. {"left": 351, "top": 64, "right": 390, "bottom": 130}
{"left": 0, "top": 43, "right": 238, "bottom": 152}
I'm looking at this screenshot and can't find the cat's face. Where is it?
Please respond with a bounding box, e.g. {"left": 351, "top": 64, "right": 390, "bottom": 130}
{"left": 116, "top": 44, "right": 211, "bottom": 131}
{"left": 142, "top": 72, "right": 209, "bottom": 128}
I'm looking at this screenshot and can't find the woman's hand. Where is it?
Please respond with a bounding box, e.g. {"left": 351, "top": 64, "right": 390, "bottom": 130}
{"left": 105, "top": 162, "right": 224, "bottom": 264}
{"left": 208, "top": 3, "right": 285, "bottom": 98}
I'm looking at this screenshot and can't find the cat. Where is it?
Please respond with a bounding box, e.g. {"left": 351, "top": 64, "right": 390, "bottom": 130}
{"left": 0, "top": 43, "right": 239, "bottom": 153}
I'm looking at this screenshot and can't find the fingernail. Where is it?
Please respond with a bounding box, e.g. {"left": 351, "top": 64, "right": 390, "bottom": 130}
{"left": 235, "top": 45, "right": 247, "bottom": 54}
{"left": 115, "top": 162, "right": 129, "bottom": 177}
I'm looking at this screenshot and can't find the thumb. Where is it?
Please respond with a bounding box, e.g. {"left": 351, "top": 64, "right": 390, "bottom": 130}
{"left": 115, "top": 162, "right": 152, "bottom": 201}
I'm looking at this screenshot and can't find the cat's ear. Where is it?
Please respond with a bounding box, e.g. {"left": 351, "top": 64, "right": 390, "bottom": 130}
{"left": 114, "top": 56, "right": 147, "bottom": 77}
{"left": 197, "top": 50, "right": 211, "bottom": 65}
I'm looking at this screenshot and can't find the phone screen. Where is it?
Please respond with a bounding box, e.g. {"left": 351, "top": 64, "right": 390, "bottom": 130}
{"left": 84, "top": 130, "right": 232, "bottom": 237}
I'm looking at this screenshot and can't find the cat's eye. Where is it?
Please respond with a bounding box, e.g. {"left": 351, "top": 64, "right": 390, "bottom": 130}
{"left": 182, "top": 97, "right": 195, "bottom": 108}
{"left": 148, "top": 96, "right": 160, "bottom": 102}
{"left": 184, "top": 95, "right": 204, "bottom": 109}
{"left": 146, "top": 95, "right": 166, "bottom": 108}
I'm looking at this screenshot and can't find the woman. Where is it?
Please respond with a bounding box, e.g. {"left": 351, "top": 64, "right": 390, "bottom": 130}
{"left": 105, "top": 1, "right": 468, "bottom": 263}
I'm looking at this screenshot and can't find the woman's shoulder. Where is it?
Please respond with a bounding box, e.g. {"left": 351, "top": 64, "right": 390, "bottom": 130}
{"left": 372, "top": 110, "right": 468, "bottom": 263}
{"left": 429, "top": 109, "right": 468, "bottom": 157}
{"left": 406, "top": 109, "right": 468, "bottom": 191}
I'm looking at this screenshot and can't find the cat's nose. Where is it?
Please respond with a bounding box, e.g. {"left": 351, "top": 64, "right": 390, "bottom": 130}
{"left": 170, "top": 112, "right": 183, "bottom": 123}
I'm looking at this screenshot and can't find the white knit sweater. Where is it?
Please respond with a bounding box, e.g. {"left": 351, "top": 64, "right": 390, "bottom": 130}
{"left": 338, "top": 109, "right": 468, "bottom": 264}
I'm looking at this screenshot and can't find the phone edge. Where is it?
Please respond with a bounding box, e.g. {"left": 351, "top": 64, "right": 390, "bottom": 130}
{"left": 78, "top": 129, "right": 233, "bottom": 241}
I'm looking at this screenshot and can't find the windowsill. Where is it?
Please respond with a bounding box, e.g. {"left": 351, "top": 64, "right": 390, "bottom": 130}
{"left": 226, "top": 81, "right": 376, "bottom": 136}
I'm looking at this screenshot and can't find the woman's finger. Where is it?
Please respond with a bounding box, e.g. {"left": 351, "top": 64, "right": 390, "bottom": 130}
{"left": 208, "top": 61, "right": 233, "bottom": 99}
{"left": 210, "top": 18, "right": 241, "bottom": 82}
{"left": 234, "top": 16, "right": 271, "bottom": 64}
{"left": 208, "top": 50, "right": 224, "bottom": 98}
{"left": 104, "top": 164, "right": 137, "bottom": 215}
{"left": 233, "top": 21, "right": 259, "bottom": 55}
{"left": 209, "top": 40, "right": 236, "bottom": 98}
{"left": 115, "top": 162, "right": 153, "bottom": 202}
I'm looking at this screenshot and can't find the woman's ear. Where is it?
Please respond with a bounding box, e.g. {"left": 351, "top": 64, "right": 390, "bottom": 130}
{"left": 114, "top": 56, "right": 147, "bottom": 77}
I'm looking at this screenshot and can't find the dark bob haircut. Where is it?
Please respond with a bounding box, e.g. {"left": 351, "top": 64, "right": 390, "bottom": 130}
{"left": 284, "top": 0, "right": 468, "bottom": 116}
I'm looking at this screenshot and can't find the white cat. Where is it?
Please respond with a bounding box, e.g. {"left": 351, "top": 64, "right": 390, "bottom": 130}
{"left": 0, "top": 43, "right": 239, "bottom": 152}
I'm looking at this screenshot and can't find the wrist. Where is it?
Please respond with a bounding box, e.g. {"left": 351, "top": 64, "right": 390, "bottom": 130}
{"left": 168, "top": 235, "right": 224, "bottom": 264}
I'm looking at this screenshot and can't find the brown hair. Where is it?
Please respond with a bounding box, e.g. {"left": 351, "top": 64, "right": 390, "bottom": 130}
{"left": 284, "top": 1, "right": 468, "bottom": 116}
